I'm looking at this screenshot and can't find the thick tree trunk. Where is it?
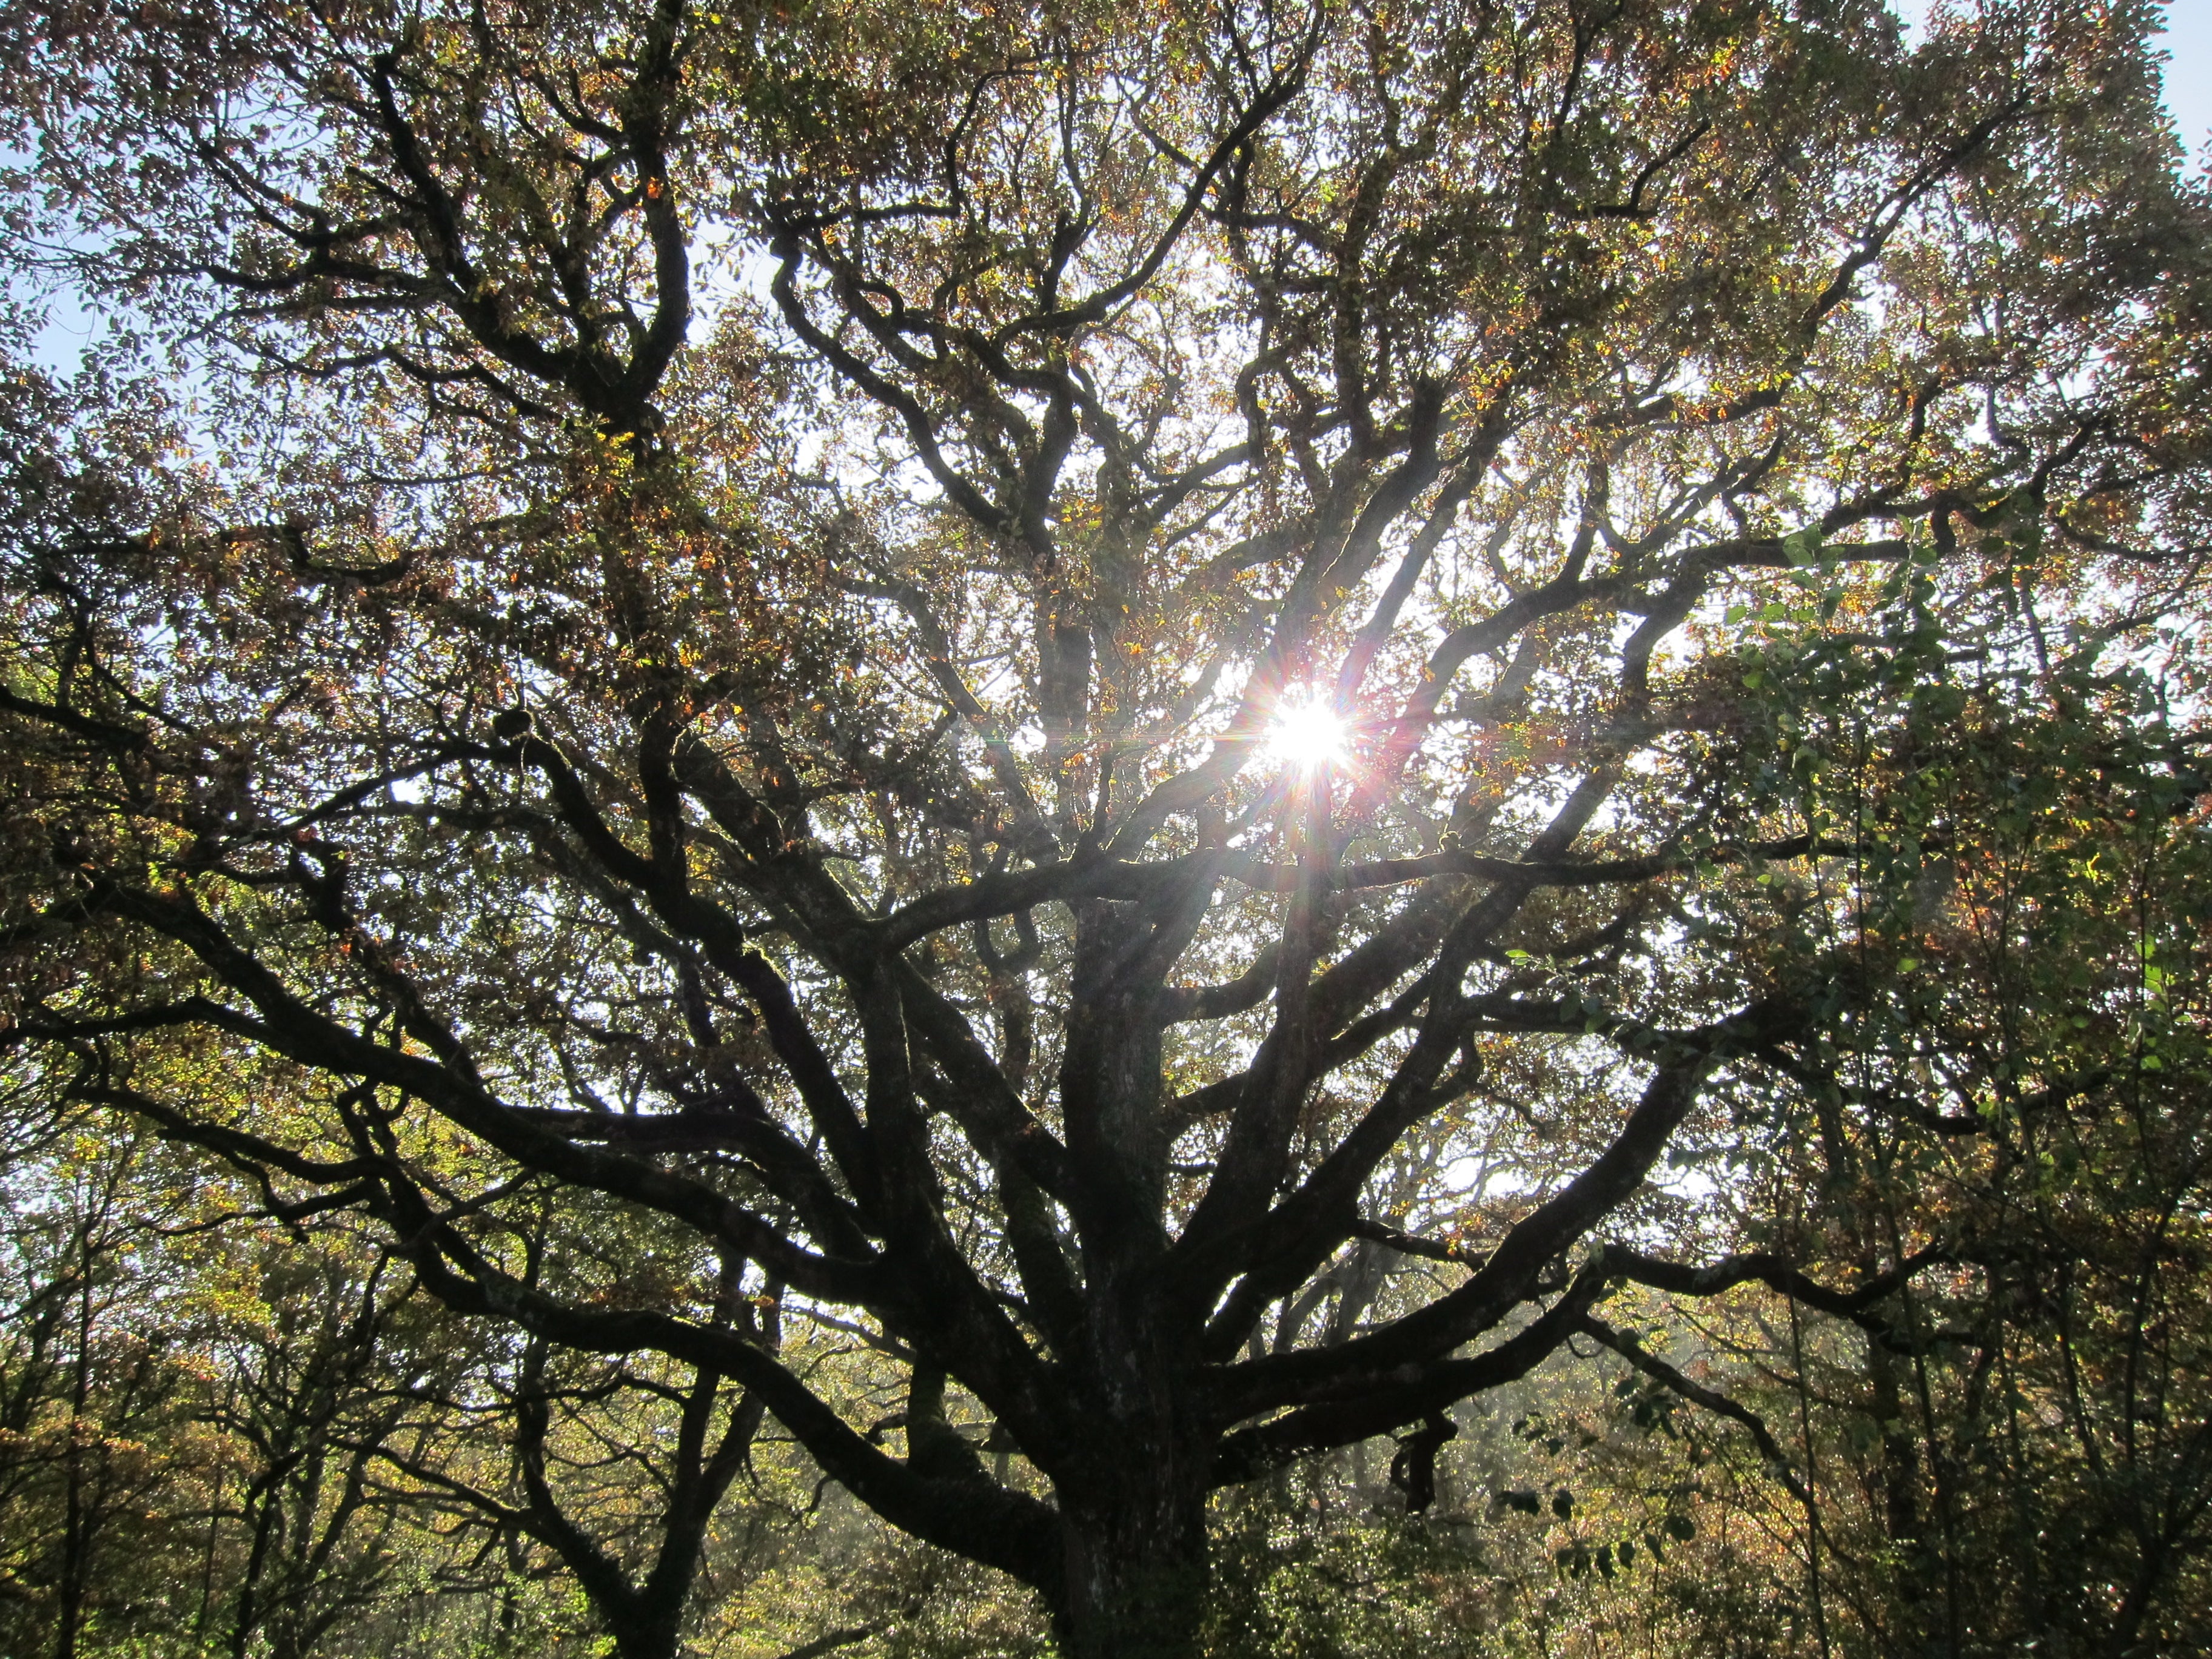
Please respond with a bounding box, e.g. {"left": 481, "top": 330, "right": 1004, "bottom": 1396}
{"left": 1053, "top": 925, "right": 1214, "bottom": 1659}
{"left": 604, "top": 1607, "right": 685, "bottom": 1659}
{"left": 1049, "top": 1279, "right": 1216, "bottom": 1659}
{"left": 1054, "top": 1456, "right": 1212, "bottom": 1659}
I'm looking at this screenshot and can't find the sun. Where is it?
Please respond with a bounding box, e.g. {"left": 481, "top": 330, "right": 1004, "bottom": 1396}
{"left": 1265, "top": 695, "right": 1350, "bottom": 769}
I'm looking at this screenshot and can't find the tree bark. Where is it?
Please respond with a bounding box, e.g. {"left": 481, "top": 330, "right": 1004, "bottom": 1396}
{"left": 1051, "top": 914, "right": 1213, "bottom": 1659}
{"left": 1054, "top": 1450, "right": 1212, "bottom": 1659}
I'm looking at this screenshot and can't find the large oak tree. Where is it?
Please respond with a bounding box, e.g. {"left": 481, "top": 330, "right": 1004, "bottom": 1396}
{"left": 2, "top": 0, "right": 2206, "bottom": 1652}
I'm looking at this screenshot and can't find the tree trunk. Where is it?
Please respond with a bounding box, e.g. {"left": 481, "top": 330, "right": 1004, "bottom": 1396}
{"left": 1053, "top": 919, "right": 1215, "bottom": 1658}
{"left": 1055, "top": 1459, "right": 1212, "bottom": 1659}
{"left": 1049, "top": 1299, "right": 1216, "bottom": 1659}
{"left": 605, "top": 1606, "right": 685, "bottom": 1659}
{"left": 52, "top": 1256, "right": 96, "bottom": 1659}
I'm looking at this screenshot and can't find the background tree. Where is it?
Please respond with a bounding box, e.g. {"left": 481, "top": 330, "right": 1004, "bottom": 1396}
{"left": 1618, "top": 601, "right": 2212, "bottom": 1656}
{"left": 0, "top": 1116, "right": 206, "bottom": 1659}
{"left": 1, "top": 1, "right": 2207, "bottom": 1654}
{"left": 375, "top": 1233, "right": 785, "bottom": 1659}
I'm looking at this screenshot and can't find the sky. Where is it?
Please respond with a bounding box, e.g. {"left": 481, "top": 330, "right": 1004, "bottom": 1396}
{"left": 2156, "top": 2, "right": 2211, "bottom": 167}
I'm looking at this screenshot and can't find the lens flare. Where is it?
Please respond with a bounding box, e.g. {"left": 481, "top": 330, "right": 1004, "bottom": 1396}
{"left": 1265, "top": 696, "right": 1349, "bottom": 769}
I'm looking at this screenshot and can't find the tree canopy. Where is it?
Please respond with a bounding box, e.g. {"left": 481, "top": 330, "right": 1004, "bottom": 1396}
{"left": 1, "top": 1, "right": 2208, "bottom": 1655}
